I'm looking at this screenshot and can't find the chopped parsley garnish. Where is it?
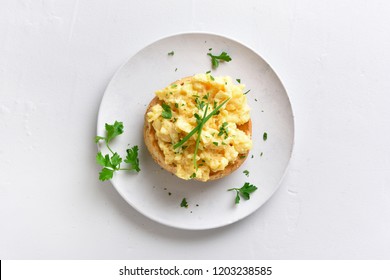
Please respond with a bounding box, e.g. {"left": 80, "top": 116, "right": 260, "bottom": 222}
{"left": 236, "top": 78, "right": 241, "bottom": 83}
{"left": 168, "top": 51, "right": 174, "bottom": 56}
{"left": 218, "top": 122, "right": 229, "bottom": 139}
{"left": 228, "top": 182, "right": 257, "bottom": 204}
{"left": 95, "top": 121, "right": 140, "bottom": 181}
{"left": 212, "top": 142, "right": 218, "bottom": 146}
{"left": 207, "top": 51, "right": 232, "bottom": 69}
{"left": 206, "top": 70, "right": 211, "bottom": 74}
{"left": 171, "top": 84, "right": 177, "bottom": 88}
{"left": 194, "top": 113, "right": 202, "bottom": 124}
{"left": 263, "top": 132, "right": 268, "bottom": 141}
{"left": 161, "top": 103, "right": 172, "bottom": 119}
{"left": 195, "top": 97, "right": 206, "bottom": 110}
{"left": 243, "top": 89, "right": 251, "bottom": 95}
{"left": 243, "top": 170, "right": 249, "bottom": 177}
{"left": 180, "top": 198, "right": 188, "bottom": 208}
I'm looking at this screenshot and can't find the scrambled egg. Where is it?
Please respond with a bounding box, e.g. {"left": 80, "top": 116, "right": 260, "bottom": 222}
{"left": 146, "top": 73, "right": 252, "bottom": 181}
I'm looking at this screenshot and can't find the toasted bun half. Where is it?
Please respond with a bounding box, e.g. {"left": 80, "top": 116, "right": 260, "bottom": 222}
{"left": 143, "top": 77, "right": 252, "bottom": 181}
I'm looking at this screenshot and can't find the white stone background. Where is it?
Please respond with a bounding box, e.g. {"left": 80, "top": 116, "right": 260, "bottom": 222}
{"left": 1, "top": 0, "right": 389, "bottom": 259}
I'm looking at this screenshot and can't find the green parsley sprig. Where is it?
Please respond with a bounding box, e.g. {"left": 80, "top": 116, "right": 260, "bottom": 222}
{"left": 228, "top": 182, "right": 258, "bottom": 204}
{"left": 207, "top": 51, "right": 232, "bottom": 69}
{"left": 95, "top": 121, "right": 140, "bottom": 181}
{"left": 95, "top": 121, "right": 124, "bottom": 154}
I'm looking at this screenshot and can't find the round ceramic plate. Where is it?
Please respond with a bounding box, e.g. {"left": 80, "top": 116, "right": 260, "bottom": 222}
{"left": 97, "top": 32, "right": 294, "bottom": 230}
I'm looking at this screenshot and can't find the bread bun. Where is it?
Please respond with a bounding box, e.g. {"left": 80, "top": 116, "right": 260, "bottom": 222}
{"left": 143, "top": 76, "right": 252, "bottom": 182}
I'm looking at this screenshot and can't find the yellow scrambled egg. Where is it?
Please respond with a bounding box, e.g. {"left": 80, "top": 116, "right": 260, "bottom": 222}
{"left": 146, "top": 73, "right": 252, "bottom": 181}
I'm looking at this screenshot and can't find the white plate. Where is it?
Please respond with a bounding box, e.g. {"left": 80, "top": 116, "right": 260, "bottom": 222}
{"left": 97, "top": 32, "right": 294, "bottom": 230}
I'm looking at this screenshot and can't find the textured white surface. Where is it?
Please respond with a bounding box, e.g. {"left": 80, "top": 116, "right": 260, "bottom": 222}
{"left": 1, "top": 0, "right": 390, "bottom": 259}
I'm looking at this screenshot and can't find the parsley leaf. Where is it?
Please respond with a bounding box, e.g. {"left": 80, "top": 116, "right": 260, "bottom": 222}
{"left": 99, "top": 168, "right": 114, "bottom": 181}
{"left": 207, "top": 51, "right": 232, "bottom": 69}
{"left": 218, "top": 122, "right": 229, "bottom": 139}
{"left": 195, "top": 97, "right": 206, "bottom": 110}
{"left": 124, "top": 145, "right": 141, "bottom": 172}
{"left": 233, "top": 191, "right": 241, "bottom": 204}
{"left": 180, "top": 198, "right": 188, "bottom": 208}
{"left": 95, "top": 121, "right": 140, "bottom": 181}
{"left": 96, "top": 152, "right": 107, "bottom": 167}
{"left": 103, "top": 154, "right": 113, "bottom": 168}
{"left": 110, "top": 152, "right": 122, "bottom": 167}
{"left": 161, "top": 103, "right": 172, "bottom": 119}
{"left": 240, "top": 183, "right": 257, "bottom": 199}
{"left": 263, "top": 132, "right": 268, "bottom": 141}
{"left": 105, "top": 121, "right": 124, "bottom": 144}
{"left": 228, "top": 182, "right": 258, "bottom": 204}
{"left": 243, "top": 170, "right": 249, "bottom": 177}
{"left": 168, "top": 51, "right": 174, "bottom": 56}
